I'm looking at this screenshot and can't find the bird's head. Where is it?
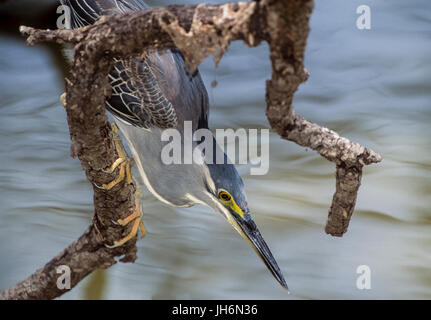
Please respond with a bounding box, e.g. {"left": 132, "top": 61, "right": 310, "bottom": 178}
{"left": 194, "top": 155, "right": 288, "bottom": 290}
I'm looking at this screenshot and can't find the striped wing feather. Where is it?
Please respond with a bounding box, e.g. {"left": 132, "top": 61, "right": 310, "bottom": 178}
{"left": 61, "top": 0, "right": 184, "bottom": 129}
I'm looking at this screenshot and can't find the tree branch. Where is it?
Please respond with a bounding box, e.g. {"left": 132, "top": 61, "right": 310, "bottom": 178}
{"left": 1, "top": 0, "right": 381, "bottom": 300}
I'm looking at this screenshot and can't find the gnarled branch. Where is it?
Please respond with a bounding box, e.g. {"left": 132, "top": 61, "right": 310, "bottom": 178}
{"left": 1, "top": 0, "right": 381, "bottom": 300}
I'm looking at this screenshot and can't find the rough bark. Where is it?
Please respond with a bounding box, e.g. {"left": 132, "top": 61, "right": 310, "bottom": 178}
{"left": 0, "top": 0, "right": 381, "bottom": 300}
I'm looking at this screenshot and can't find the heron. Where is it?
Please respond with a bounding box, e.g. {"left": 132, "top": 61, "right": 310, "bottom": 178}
{"left": 60, "top": 0, "right": 288, "bottom": 290}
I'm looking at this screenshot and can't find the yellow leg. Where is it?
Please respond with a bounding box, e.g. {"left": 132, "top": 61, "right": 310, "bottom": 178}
{"left": 139, "top": 220, "right": 147, "bottom": 237}
{"left": 117, "top": 206, "right": 139, "bottom": 226}
{"left": 102, "top": 161, "right": 127, "bottom": 190}
{"left": 131, "top": 174, "right": 146, "bottom": 237}
{"left": 100, "top": 123, "right": 132, "bottom": 190}
{"left": 64, "top": 94, "right": 142, "bottom": 236}
{"left": 108, "top": 216, "right": 140, "bottom": 248}
{"left": 106, "top": 199, "right": 146, "bottom": 248}
{"left": 104, "top": 157, "right": 125, "bottom": 174}
{"left": 101, "top": 125, "right": 147, "bottom": 248}
{"left": 126, "top": 162, "right": 132, "bottom": 185}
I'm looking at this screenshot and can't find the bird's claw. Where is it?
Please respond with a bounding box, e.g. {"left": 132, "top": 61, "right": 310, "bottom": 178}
{"left": 102, "top": 157, "right": 125, "bottom": 174}
{"left": 95, "top": 123, "right": 132, "bottom": 190}
{"left": 111, "top": 219, "right": 121, "bottom": 226}
{"left": 105, "top": 199, "right": 146, "bottom": 248}
{"left": 99, "top": 123, "right": 146, "bottom": 248}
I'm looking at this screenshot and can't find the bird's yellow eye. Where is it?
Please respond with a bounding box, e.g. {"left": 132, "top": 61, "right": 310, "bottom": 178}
{"left": 218, "top": 191, "right": 232, "bottom": 202}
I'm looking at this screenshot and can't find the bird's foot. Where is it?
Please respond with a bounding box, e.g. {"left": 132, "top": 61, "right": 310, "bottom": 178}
{"left": 105, "top": 198, "right": 146, "bottom": 249}
{"left": 100, "top": 123, "right": 146, "bottom": 248}
{"left": 96, "top": 123, "right": 132, "bottom": 190}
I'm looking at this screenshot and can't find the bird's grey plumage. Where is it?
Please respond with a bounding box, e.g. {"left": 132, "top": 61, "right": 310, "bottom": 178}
{"left": 62, "top": 0, "right": 210, "bottom": 207}
{"left": 62, "top": 0, "right": 288, "bottom": 289}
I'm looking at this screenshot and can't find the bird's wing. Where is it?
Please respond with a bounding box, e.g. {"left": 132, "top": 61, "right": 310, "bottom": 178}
{"left": 61, "top": 0, "right": 209, "bottom": 130}
{"left": 106, "top": 54, "right": 178, "bottom": 129}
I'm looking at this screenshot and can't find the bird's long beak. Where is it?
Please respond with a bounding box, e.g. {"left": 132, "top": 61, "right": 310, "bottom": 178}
{"left": 227, "top": 211, "right": 289, "bottom": 290}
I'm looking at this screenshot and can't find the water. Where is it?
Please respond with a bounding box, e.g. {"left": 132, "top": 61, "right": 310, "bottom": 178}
{"left": 0, "top": 0, "right": 430, "bottom": 299}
